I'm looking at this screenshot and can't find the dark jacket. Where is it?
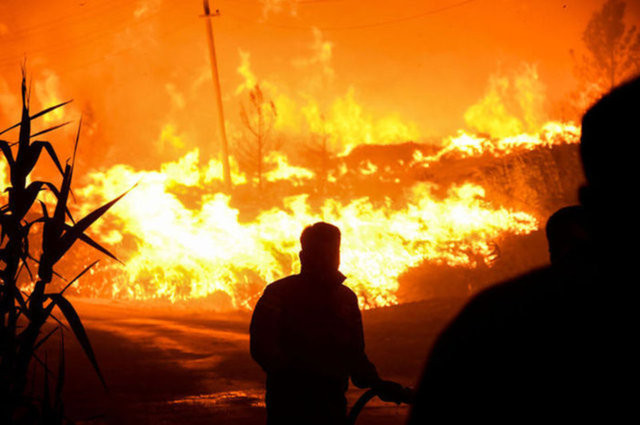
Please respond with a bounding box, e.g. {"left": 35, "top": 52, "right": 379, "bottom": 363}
{"left": 250, "top": 271, "right": 379, "bottom": 425}
{"left": 407, "top": 265, "right": 632, "bottom": 423}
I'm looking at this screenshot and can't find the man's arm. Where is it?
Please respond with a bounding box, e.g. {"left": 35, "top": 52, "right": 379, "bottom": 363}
{"left": 249, "top": 286, "right": 285, "bottom": 373}
{"left": 346, "top": 289, "right": 411, "bottom": 404}
{"left": 344, "top": 290, "right": 380, "bottom": 388}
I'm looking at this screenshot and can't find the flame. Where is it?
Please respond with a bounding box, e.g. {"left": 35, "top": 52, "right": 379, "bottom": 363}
{"left": 69, "top": 120, "right": 581, "bottom": 309}
{"left": 464, "top": 64, "right": 547, "bottom": 139}
{"left": 234, "top": 52, "right": 421, "bottom": 157}
{"left": 264, "top": 151, "right": 315, "bottom": 183}
{"left": 0, "top": 49, "right": 581, "bottom": 310}
{"left": 0, "top": 160, "right": 8, "bottom": 196}
{"left": 1, "top": 60, "right": 580, "bottom": 310}
{"left": 411, "top": 122, "right": 580, "bottom": 167}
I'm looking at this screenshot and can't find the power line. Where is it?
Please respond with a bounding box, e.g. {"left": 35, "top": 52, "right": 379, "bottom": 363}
{"left": 223, "top": 0, "right": 483, "bottom": 31}
{"left": 0, "top": 0, "right": 132, "bottom": 42}
{"left": 34, "top": 18, "right": 193, "bottom": 76}
{"left": 0, "top": 0, "right": 485, "bottom": 72}
{"left": 222, "top": 0, "right": 349, "bottom": 4}
{"left": 0, "top": 4, "right": 165, "bottom": 70}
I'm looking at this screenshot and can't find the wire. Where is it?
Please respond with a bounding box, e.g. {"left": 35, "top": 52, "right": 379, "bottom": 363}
{"left": 0, "top": 0, "right": 131, "bottom": 42}
{"left": 57, "top": 19, "right": 194, "bottom": 75}
{"left": 224, "top": 0, "right": 483, "bottom": 31}
{"left": 0, "top": 0, "right": 484, "bottom": 71}
{"left": 222, "top": 0, "right": 348, "bottom": 4}
{"left": 0, "top": 4, "right": 165, "bottom": 70}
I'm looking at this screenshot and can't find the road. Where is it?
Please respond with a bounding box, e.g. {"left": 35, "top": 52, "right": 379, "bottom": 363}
{"left": 52, "top": 297, "right": 465, "bottom": 424}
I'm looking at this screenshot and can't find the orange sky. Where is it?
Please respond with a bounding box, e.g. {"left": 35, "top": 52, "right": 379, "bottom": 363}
{"left": 1, "top": 0, "right": 639, "bottom": 170}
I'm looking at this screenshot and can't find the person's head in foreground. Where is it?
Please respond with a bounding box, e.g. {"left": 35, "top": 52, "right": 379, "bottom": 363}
{"left": 580, "top": 75, "right": 640, "bottom": 249}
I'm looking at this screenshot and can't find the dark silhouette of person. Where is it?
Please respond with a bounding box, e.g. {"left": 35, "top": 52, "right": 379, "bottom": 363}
{"left": 407, "top": 76, "right": 640, "bottom": 424}
{"left": 545, "top": 205, "right": 591, "bottom": 269}
{"left": 250, "top": 222, "right": 406, "bottom": 425}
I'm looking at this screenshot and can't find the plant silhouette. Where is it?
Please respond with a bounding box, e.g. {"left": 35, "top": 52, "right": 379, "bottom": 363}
{"left": 0, "top": 70, "right": 131, "bottom": 425}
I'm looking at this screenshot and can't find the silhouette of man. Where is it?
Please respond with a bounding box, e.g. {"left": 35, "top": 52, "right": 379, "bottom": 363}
{"left": 408, "top": 76, "right": 640, "bottom": 423}
{"left": 250, "top": 222, "right": 405, "bottom": 425}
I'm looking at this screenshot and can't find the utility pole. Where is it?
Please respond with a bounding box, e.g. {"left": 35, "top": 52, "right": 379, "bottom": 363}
{"left": 202, "top": 0, "right": 232, "bottom": 190}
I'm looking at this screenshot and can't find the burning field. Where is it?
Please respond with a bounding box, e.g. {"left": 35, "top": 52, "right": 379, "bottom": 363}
{"left": 66, "top": 119, "right": 581, "bottom": 309}
{"left": 5, "top": 107, "right": 586, "bottom": 309}
{"left": 0, "top": 62, "right": 585, "bottom": 310}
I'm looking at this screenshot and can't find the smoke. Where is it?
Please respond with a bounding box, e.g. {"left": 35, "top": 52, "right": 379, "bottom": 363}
{"left": 165, "top": 83, "right": 186, "bottom": 110}
{"left": 157, "top": 123, "right": 186, "bottom": 151}
{"left": 133, "top": 0, "right": 162, "bottom": 19}
{"left": 292, "top": 27, "right": 334, "bottom": 81}
{"left": 0, "top": 76, "right": 19, "bottom": 118}
{"left": 33, "top": 69, "right": 65, "bottom": 123}
{"left": 235, "top": 50, "right": 259, "bottom": 95}
{"left": 260, "top": 0, "right": 299, "bottom": 18}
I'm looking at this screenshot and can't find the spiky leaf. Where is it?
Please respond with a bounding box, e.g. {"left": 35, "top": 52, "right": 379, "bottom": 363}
{"left": 60, "top": 260, "right": 99, "bottom": 295}
{"left": 46, "top": 293, "right": 107, "bottom": 389}
{"left": 53, "top": 186, "right": 132, "bottom": 264}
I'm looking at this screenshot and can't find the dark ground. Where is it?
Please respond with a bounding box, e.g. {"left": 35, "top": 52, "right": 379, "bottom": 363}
{"left": 53, "top": 296, "right": 467, "bottom": 425}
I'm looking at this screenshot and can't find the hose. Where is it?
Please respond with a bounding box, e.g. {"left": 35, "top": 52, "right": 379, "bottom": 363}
{"left": 346, "top": 386, "right": 414, "bottom": 425}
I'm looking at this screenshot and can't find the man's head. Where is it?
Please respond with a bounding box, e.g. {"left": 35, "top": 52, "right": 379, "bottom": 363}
{"left": 545, "top": 206, "right": 590, "bottom": 266}
{"left": 579, "top": 76, "right": 640, "bottom": 256}
{"left": 580, "top": 76, "right": 640, "bottom": 219}
{"left": 299, "top": 222, "right": 341, "bottom": 273}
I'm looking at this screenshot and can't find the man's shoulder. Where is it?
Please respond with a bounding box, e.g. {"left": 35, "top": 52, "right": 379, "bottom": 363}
{"left": 335, "top": 282, "right": 359, "bottom": 302}
{"left": 254, "top": 275, "right": 301, "bottom": 313}
{"left": 442, "top": 266, "right": 559, "bottom": 339}
{"left": 263, "top": 274, "right": 302, "bottom": 295}
{"left": 468, "top": 266, "right": 556, "bottom": 312}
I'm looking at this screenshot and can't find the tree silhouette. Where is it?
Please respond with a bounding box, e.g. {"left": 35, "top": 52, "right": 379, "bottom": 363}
{"left": 303, "top": 114, "right": 336, "bottom": 196}
{"left": 236, "top": 84, "right": 278, "bottom": 189}
{"left": 573, "top": 0, "right": 640, "bottom": 103}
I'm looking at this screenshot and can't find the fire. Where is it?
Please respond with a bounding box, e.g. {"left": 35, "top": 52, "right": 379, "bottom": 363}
{"left": 298, "top": 88, "right": 421, "bottom": 155}
{"left": 0, "top": 36, "right": 583, "bottom": 310}
{"left": 71, "top": 118, "right": 580, "bottom": 309}
{"left": 264, "top": 151, "right": 315, "bottom": 183}
{"left": 0, "top": 159, "right": 7, "bottom": 187}
{"left": 234, "top": 52, "right": 421, "bottom": 157}
{"left": 411, "top": 122, "right": 580, "bottom": 166}
{"left": 0, "top": 56, "right": 582, "bottom": 310}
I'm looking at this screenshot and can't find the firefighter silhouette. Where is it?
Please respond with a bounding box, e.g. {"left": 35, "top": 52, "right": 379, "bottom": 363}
{"left": 250, "top": 222, "right": 405, "bottom": 425}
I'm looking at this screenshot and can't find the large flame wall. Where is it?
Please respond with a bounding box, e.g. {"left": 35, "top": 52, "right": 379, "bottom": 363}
{"left": 67, "top": 121, "right": 580, "bottom": 309}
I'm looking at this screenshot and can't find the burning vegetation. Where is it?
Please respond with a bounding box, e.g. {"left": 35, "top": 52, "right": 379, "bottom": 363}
{"left": 26, "top": 88, "right": 579, "bottom": 310}
{"left": 3, "top": 0, "right": 637, "bottom": 311}
{"left": 0, "top": 62, "right": 587, "bottom": 311}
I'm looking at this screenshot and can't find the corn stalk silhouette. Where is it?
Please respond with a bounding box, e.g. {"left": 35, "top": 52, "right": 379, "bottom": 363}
{"left": 0, "top": 72, "right": 130, "bottom": 424}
